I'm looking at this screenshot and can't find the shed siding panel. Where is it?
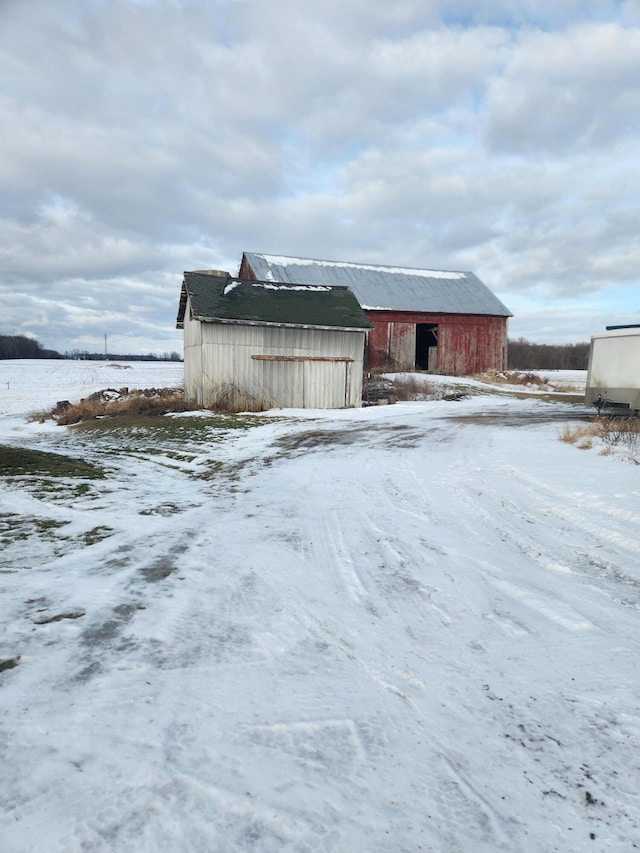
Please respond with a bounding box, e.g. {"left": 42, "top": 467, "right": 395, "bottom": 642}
{"left": 259, "top": 360, "right": 305, "bottom": 408}
{"left": 187, "top": 322, "right": 365, "bottom": 408}
{"left": 182, "top": 298, "right": 203, "bottom": 405}
{"left": 304, "top": 361, "right": 348, "bottom": 408}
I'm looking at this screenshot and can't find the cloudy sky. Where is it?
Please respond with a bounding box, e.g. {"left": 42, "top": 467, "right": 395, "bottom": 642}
{"left": 2, "top": 0, "right": 640, "bottom": 356}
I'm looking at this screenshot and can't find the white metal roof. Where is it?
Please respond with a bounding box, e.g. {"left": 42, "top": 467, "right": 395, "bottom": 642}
{"left": 242, "top": 252, "right": 512, "bottom": 317}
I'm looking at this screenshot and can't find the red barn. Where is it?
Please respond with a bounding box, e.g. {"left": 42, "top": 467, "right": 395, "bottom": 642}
{"left": 239, "top": 253, "right": 512, "bottom": 375}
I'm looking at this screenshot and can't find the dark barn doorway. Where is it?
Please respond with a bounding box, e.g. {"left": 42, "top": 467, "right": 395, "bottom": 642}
{"left": 416, "top": 324, "right": 438, "bottom": 370}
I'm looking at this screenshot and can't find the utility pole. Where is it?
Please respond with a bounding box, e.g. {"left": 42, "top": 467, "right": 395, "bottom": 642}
{"left": 104, "top": 333, "right": 107, "bottom": 360}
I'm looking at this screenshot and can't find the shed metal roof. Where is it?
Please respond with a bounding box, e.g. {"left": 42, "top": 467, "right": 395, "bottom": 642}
{"left": 176, "top": 271, "right": 372, "bottom": 331}
{"left": 242, "top": 252, "right": 512, "bottom": 317}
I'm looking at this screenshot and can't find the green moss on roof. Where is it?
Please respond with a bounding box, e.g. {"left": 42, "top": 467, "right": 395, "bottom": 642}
{"left": 177, "top": 273, "right": 372, "bottom": 330}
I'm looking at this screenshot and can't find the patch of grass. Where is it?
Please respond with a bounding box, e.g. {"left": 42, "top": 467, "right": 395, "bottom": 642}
{"left": 66, "top": 413, "right": 282, "bottom": 475}
{"left": 364, "top": 373, "right": 448, "bottom": 404}
{"left": 204, "top": 383, "right": 270, "bottom": 413}
{"left": 560, "top": 416, "right": 640, "bottom": 460}
{"left": 3, "top": 478, "right": 102, "bottom": 505}
{"left": 0, "top": 514, "right": 70, "bottom": 545}
{"left": 53, "top": 384, "right": 272, "bottom": 425}
{"left": 559, "top": 423, "right": 596, "bottom": 449}
{"left": 391, "top": 376, "right": 441, "bottom": 401}
{"left": 0, "top": 656, "right": 20, "bottom": 673}
{"left": 73, "top": 412, "right": 276, "bottom": 440}
{"left": 197, "top": 460, "right": 225, "bottom": 481}
{"left": 600, "top": 417, "right": 640, "bottom": 461}
{"left": 0, "top": 445, "right": 105, "bottom": 479}
{"left": 81, "top": 526, "right": 114, "bottom": 546}
{"left": 55, "top": 388, "right": 191, "bottom": 425}
{"left": 476, "top": 370, "right": 580, "bottom": 394}
{"left": 34, "top": 610, "right": 86, "bottom": 625}
{"left": 1, "top": 516, "right": 115, "bottom": 570}
{"left": 475, "top": 370, "right": 549, "bottom": 388}
{"left": 139, "top": 503, "right": 183, "bottom": 516}
{"left": 157, "top": 451, "right": 198, "bottom": 463}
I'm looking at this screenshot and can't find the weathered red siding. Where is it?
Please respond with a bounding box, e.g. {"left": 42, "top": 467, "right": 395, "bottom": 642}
{"left": 240, "top": 256, "right": 508, "bottom": 376}
{"left": 365, "top": 311, "right": 508, "bottom": 375}
{"left": 238, "top": 256, "right": 256, "bottom": 280}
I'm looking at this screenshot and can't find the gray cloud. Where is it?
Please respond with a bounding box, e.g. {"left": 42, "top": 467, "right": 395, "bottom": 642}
{"left": 1, "top": 0, "right": 639, "bottom": 352}
{"left": 484, "top": 23, "right": 640, "bottom": 153}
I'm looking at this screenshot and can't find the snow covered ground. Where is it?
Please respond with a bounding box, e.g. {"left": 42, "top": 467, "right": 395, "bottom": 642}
{"left": 1, "top": 361, "right": 639, "bottom": 852}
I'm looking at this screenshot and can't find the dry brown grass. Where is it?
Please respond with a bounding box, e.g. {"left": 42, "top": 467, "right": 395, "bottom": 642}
{"left": 547, "top": 382, "right": 580, "bottom": 393}
{"left": 54, "top": 388, "right": 191, "bottom": 425}
{"left": 475, "top": 370, "right": 549, "bottom": 388}
{"left": 559, "top": 416, "right": 640, "bottom": 460}
{"left": 600, "top": 416, "right": 640, "bottom": 456}
{"left": 559, "top": 423, "right": 595, "bottom": 449}
{"left": 363, "top": 372, "right": 444, "bottom": 404}
{"left": 391, "top": 375, "right": 439, "bottom": 401}
{"left": 50, "top": 383, "right": 273, "bottom": 424}
{"left": 204, "top": 384, "right": 270, "bottom": 414}
{"left": 473, "top": 370, "right": 583, "bottom": 394}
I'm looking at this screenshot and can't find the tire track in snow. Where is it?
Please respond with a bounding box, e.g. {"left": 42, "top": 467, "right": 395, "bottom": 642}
{"left": 426, "top": 450, "right": 640, "bottom": 631}
{"left": 433, "top": 751, "right": 511, "bottom": 851}
{"left": 486, "top": 576, "right": 594, "bottom": 632}
{"left": 478, "top": 465, "right": 640, "bottom": 615}
{"left": 315, "top": 506, "right": 369, "bottom": 600}
{"left": 507, "top": 468, "right": 640, "bottom": 573}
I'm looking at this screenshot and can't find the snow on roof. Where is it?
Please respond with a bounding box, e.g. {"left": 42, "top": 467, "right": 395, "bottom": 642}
{"left": 252, "top": 282, "right": 332, "bottom": 292}
{"left": 242, "top": 252, "right": 512, "bottom": 317}
{"left": 258, "top": 254, "right": 465, "bottom": 280}
{"left": 222, "top": 280, "right": 239, "bottom": 296}
{"left": 178, "top": 272, "right": 371, "bottom": 330}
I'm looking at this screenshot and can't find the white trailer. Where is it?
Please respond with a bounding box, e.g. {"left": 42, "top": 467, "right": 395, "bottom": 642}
{"left": 585, "top": 325, "right": 640, "bottom": 412}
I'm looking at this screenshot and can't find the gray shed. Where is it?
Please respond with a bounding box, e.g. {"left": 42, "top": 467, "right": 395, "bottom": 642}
{"left": 176, "top": 271, "right": 371, "bottom": 409}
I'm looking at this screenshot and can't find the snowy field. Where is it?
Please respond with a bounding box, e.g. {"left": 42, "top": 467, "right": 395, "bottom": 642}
{"left": 1, "top": 361, "right": 639, "bottom": 852}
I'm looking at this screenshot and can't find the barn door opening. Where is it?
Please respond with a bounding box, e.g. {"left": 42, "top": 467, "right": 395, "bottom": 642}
{"left": 416, "top": 324, "right": 438, "bottom": 370}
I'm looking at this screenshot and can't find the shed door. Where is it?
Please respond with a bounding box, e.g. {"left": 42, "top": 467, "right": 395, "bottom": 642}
{"left": 260, "top": 360, "right": 305, "bottom": 408}
{"left": 389, "top": 323, "right": 416, "bottom": 370}
{"left": 258, "top": 359, "right": 349, "bottom": 408}
{"left": 303, "top": 361, "right": 348, "bottom": 408}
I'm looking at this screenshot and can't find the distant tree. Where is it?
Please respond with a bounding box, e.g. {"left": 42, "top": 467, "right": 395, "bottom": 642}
{"left": 0, "top": 334, "right": 62, "bottom": 359}
{"left": 508, "top": 338, "right": 589, "bottom": 370}
{"left": 61, "top": 349, "right": 183, "bottom": 362}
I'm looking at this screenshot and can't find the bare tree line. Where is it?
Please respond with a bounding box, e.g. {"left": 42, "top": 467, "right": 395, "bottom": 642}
{"left": 0, "top": 335, "right": 62, "bottom": 360}
{"left": 0, "top": 334, "right": 181, "bottom": 362}
{"left": 2, "top": 332, "right": 588, "bottom": 370}
{"left": 508, "top": 337, "right": 589, "bottom": 370}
